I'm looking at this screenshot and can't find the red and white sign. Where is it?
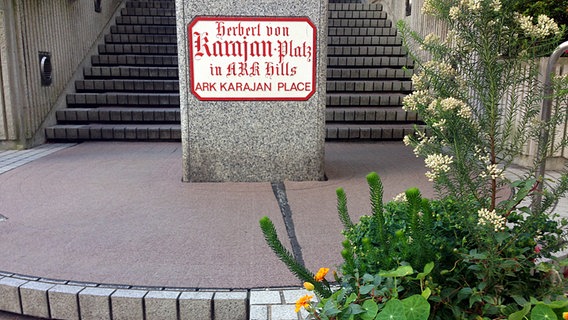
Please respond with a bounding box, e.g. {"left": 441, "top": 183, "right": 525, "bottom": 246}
{"left": 188, "top": 17, "right": 317, "bottom": 101}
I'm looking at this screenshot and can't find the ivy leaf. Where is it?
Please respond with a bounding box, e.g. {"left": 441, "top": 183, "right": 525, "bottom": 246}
{"left": 401, "top": 295, "right": 430, "bottom": 320}
{"left": 530, "top": 304, "right": 557, "bottom": 320}
{"left": 376, "top": 299, "right": 407, "bottom": 320}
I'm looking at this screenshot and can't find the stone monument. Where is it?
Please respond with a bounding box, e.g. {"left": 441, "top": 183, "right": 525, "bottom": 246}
{"left": 175, "top": 0, "right": 328, "bottom": 182}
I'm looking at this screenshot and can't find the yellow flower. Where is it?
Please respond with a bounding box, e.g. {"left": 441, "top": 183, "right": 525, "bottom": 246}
{"left": 314, "top": 267, "right": 329, "bottom": 282}
{"left": 563, "top": 312, "right": 568, "bottom": 320}
{"left": 303, "top": 282, "right": 314, "bottom": 291}
{"left": 295, "top": 294, "right": 313, "bottom": 313}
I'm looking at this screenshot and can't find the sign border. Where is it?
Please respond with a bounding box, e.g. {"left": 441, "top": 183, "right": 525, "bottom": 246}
{"left": 188, "top": 16, "right": 317, "bottom": 101}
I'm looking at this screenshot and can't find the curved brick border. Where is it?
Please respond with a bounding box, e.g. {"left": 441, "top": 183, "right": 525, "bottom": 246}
{"left": 0, "top": 271, "right": 248, "bottom": 320}
{"left": 0, "top": 271, "right": 310, "bottom": 320}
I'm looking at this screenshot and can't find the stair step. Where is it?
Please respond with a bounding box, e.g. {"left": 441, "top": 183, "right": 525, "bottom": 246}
{"left": 46, "top": 0, "right": 418, "bottom": 143}
{"left": 116, "top": 16, "right": 176, "bottom": 26}
{"left": 75, "top": 80, "right": 179, "bottom": 93}
{"left": 91, "top": 55, "right": 178, "bottom": 67}
{"left": 104, "top": 34, "right": 177, "bottom": 45}
{"left": 45, "top": 124, "right": 181, "bottom": 141}
{"left": 329, "top": 0, "right": 363, "bottom": 3}
{"left": 325, "top": 107, "right": 418, "bottom": 123}
{"left": 327, "top": 68, "right": 413, "bottom": 80}
{"left": 328, "top": 3, "right": 382, "bottom": 11}
{"left": 328, "top": 56, "right": 412, "bottom": 68}
{"left": 326, "top": 93, "right": 406, "bottom": 106}
{"left": 328, "top": 19, "right": 392, "bottom": 28}
{"left": 98, "top": 44, "right": 177, "bottom": 55}
{"left": 327, "top": 80, "right": 412, "bottom": 93}
{"left": 120, "top": 7, "right": 176, "bottom": 17}
{"left": 66, "top": 93, "right": 180, "bottom": 107}
{"left": 110, "top": 25, "right": 176, "bottom": 35}
{"left": 125, "top": 0, "right": 176, "bottom": 9}
{"left": 328, "top": 46, "right": 407, "bottom": 57}
{"left": 325, "top": 124, "right": 418, "bottom": 140}
{"left": 328, "top": 10, "right": 387, "bottom": 20}
{"left": 328, "top": 27, "right": 397, "bottom": 37}
{"left": 84, "top": 67, "right": 178, "bottom": 79}
{"left": 328, "top": 36, "right": 402, "bottom": 46}
{"left": 56, "top": 108, "right": 180, "bottom": 124}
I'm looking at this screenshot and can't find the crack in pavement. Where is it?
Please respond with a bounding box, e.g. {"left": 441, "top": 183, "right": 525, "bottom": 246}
{"left": 271, "top": 181, "right": 305, "bottom": 267}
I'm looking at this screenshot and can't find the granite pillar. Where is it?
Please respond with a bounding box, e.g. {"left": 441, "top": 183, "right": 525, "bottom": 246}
{"left": 175, "top": 0, "right": 327, "bottom": 182}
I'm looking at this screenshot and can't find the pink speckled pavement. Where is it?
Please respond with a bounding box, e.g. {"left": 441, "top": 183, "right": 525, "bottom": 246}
{"left": 0, "top": 141, "right": 433, "bottom": 319}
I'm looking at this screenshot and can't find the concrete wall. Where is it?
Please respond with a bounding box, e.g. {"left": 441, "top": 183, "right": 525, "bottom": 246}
{"left": 369, "top": 0, "right": 409, "bottom": 25}
{"left": 0, "top": 0, "right": 121, "bottom": 149}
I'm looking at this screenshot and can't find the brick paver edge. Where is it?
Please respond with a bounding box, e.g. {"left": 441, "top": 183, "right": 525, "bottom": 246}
{"left": 0, "top": 271, "right": 307, "bottom": 320}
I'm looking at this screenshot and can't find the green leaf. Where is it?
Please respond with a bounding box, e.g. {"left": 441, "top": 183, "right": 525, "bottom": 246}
{"left": 530, "top": 304, "right": 557, "bottom": 320}
{"left": 421, "top": 287, "right": 432, "bottom": 300}
{"left": 363, "top": 274, "right": 375, "bottom": 283}
{"left": 415, "top": 262, "right": 434, "bottom": 280}
{"left": 376, "top": 299, "right": 407, "bottom": 320}
{"left": 402, "top": 295, "right": 430, "bottom": 320}
{"left": 457, "top": 288, "right": 472, "bottom": 303}
{"left": 345, "top": 293, "right": 357, "bottom": 306}
{"left": 543, "top": 300, "right": 568, "bottom": 309}
{"left": 508, "top": 303, "right": 531, "bottom": 320}
{"left": 380, "top": 266, "right": 414, "bottom": 278}
{"left": 423, "top": 262, "right": 434, "bottom": 275}
{"left": 322, "top": 299, "right": 341, "bottom": 317}
{"left": 359, "top": 284, "right": 376, "bottom": 295}
{"left": 360, "top": 299, "right": 379, "bottom": 320}
{"left": 348, "top": 303, "right": 365, "bottom": 315}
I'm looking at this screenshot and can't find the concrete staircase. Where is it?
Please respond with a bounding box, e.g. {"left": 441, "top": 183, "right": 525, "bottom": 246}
{"left": 45, "top": 0, "right": 418, "bottom": 142}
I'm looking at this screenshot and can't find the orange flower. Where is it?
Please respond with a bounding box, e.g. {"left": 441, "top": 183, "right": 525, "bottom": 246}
{"left": 295, "top": 294, "right": 313, "bottom": 313}
{"left": 314, "top": 267, "right": 329, "bottom": 282}
{"left": 563, "top": 312, "right": 568, "bottom": 320}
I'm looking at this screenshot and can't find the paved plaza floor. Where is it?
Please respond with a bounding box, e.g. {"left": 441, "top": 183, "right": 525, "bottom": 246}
{"left": 0, "top": 141, "right": 565, "bottom": 319}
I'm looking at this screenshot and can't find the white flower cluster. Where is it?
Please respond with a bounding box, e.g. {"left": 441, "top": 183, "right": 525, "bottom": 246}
{"left": 481, "top": 163, "right": 505, "bottom": 180}
{"left": 421, "top": 33, "right": 442, "bottom": 51}
{"left": 403, "top": 90, "right": 432, "bottom": 112}
{"left": 404, "top": 131, "right": 437, "bottom": 157}
{"left": 421, "top": 0, "right": 437, "bottom": 15}
{"left": 439, "top": 97, "right": 472, "bottom": 119}
{"left": 490, "top": 0, "right": 501, "bottom": 12}
{"left": 515, "top": 13, "right": 561, "bottom": 39}
{"left": 460, "top": 0, "right": 481, "bottom": 13}
{"left": 424, "top": 153, "right": 453, "bottom": 181}
{"left": 432, "top": 118, "right": 447, "bottom": 132}
{"left": 474, "top": 146, "right": 505, "bottom": 181}
{"left": 477, "top": 208, "right": 506, "bottom": 232}
{"left": 424, "top": 61, "right": 458, "bottom": 79}
{"left": 411, "top": 73, "right": 427, "bottom": 91}
{"left": 449, "top": 6, "right": 461, "bottom": 20}
{"left": 393, "top": 192, "right": 407, "bottom": 202}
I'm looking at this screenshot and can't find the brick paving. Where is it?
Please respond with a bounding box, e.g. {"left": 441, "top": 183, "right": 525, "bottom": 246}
{"left": 0, "top": 142, "right": 566, "bottom": 319}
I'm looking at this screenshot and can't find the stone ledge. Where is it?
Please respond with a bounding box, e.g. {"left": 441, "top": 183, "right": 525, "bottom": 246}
{"left": 0, "top": 271, "right": 250, "bottom": 320}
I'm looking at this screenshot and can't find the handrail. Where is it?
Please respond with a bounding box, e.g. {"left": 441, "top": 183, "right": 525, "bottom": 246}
{"left": 533, "top": 41, "right": 568, "bottom": 209}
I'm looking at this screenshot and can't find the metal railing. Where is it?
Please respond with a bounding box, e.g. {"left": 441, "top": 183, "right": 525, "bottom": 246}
{"left": 534, "top": 41, "right": 568, "bottom": 208}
